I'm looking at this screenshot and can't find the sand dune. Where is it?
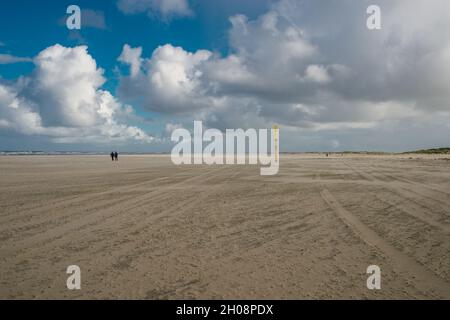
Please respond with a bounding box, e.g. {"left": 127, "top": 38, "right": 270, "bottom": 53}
{"left": 0, "top": 154, "right": 449, "bottom": 299}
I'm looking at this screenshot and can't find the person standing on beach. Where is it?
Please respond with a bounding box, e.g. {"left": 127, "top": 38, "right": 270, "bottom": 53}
{"left": 114, "top": 151, "right": 118, "bottom": 161}
{"left": 110, "top": 152, "right": 114, "bottom": 161}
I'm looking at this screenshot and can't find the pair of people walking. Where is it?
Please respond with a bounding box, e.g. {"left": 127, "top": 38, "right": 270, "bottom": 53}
{"left": 110, "top": 151, "right": 119, "bottom": 161}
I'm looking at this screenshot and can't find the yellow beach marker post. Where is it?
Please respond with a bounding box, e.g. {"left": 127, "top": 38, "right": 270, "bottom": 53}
{"left": 273, "top": 124, "right": 279, "bottom": 162}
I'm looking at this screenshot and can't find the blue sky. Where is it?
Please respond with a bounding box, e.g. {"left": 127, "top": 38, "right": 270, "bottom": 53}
{"left": 0, "top": 0, "right": 273, "bottom": 152}
{"left": 0, "top": 0, "right": 268, "bottom": 78}
{"left": 1, "top": 0, "right": 450, "bottom": 152}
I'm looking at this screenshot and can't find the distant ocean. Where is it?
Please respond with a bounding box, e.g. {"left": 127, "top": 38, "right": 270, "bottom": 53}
{"left": 0, "top": 151, "right": 168, "bottom": 155}
{"left": 0, "top": 151, "right": 104, "bottom": 155}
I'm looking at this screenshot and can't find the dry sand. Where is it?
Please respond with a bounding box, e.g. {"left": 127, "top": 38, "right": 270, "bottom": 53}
{"left": 0, "top": 154, "right": 450, "bottom": 299}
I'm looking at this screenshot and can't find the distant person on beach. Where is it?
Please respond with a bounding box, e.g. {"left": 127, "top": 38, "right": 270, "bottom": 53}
{"left": 114, "top": 151, "right": 118, "bottom": 161}
{"left": 110, "top": 152, "right": 114, "bottom": 161}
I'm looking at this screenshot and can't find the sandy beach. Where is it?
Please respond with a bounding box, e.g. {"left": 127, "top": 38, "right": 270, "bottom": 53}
{"left": 1, "top": 154, "right": 450, "bottom": 299}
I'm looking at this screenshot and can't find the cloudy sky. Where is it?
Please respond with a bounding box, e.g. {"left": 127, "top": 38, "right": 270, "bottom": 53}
{"left": 0, "top": 0, "right": 449, "bottom": 152}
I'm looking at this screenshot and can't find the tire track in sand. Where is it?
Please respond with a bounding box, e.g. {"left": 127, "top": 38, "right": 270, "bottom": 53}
{"left": 0, "top": 166, "right": 225, "bottom": 257}
{"left": 369, "top": 170, "right": 450, "bottom": 210}
{"left": 321, "top": 188, "right": 450, "bottom": 298}
{"left": 3, "top": 166, "right": 243, "bottom": 298}
{"left": 380, "top": 172, "right": 450, "bottom": 197}
{"left": 0, "top": 167, "right": 221, "bottom": 239}
{"left": 373, "top": 194, "right": 450, "bottom": 234}
{"left": 0, "top": 167, "right": 197, "bottom": 224}
{"left": 344, "top": 162, "right": 450, "bottom": 233}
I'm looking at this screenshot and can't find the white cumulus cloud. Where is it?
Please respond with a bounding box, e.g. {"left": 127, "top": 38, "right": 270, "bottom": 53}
{"left": 117, "top": 0, "right": 450, "bottom": 149}
{"left": 0, "top": 45, "right": 155, "bottom": 145}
